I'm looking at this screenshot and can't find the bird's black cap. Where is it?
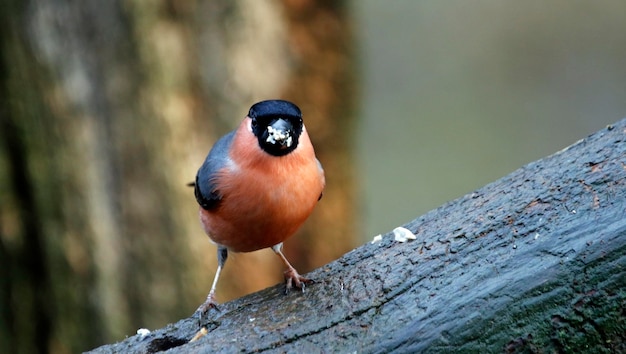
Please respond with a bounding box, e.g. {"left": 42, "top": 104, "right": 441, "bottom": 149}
{"left": 248, "top": 100, "right": 303, "bottom": 157}
{"left": 249, "top": 100, "right": 302, "bottom": 120}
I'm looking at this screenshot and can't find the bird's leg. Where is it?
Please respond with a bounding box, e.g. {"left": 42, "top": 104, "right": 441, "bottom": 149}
{"left": 196, "top": 246, "right": 228, "bottom": 314}
{"left": 271, "top": 243, "right": 313, "bottom": 293}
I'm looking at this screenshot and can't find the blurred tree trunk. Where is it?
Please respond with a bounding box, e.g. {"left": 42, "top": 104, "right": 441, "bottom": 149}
{"left": 0, "top": 0, "right": 356, "bottom": 353}
{"left": 279, "top": 0, "right": 357, "bottom": 277}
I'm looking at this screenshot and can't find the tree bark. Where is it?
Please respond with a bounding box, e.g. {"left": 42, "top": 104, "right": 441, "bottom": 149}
{"left": 86, "top": 118, "right": 626, "bottom": 353}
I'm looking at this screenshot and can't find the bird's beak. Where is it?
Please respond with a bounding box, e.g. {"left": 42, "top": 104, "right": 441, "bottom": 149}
{"left": 266, "top": 118, "right": 293, "bottom": 148}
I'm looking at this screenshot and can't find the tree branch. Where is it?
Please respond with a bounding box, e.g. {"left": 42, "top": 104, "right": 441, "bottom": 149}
{"left": 87, "top": 118, "right": 626, "bottom": 353}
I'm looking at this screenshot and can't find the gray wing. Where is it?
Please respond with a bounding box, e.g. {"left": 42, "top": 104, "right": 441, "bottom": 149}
{"left": 194, "top": 131, "right": 236, "bottom": 210}
{"left": 316, "top": 158, "right": 324, "bottom": 201}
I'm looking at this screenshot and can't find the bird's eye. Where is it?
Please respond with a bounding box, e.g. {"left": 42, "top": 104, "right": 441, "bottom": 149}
{"left": 251, "top": 119, "right": 258, "bottom": 129}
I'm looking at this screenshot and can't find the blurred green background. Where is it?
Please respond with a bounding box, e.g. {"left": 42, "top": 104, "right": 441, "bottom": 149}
{"left": 354, "top": 0, "right": 626, "bottom": 237}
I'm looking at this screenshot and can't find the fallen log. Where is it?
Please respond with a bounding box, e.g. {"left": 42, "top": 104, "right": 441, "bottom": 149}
{"left": 87, "top": 118, "right": 626, "bottom": 353}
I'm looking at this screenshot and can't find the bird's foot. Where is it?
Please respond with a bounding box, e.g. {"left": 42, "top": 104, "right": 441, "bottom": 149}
{"left": 284, "top": 267, "right": 314, "bottom": 294}
{"left": 194, "top": 292, "right": 220, "bottom": 317}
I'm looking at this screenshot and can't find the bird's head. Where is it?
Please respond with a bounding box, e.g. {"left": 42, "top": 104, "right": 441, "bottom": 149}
{"left": 248, "top": 100, "right": 304, "bottom": 157}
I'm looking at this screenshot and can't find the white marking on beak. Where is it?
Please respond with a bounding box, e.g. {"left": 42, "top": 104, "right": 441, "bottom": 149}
{"left": 266, "top": 126, "right": 292, "bottom": 147}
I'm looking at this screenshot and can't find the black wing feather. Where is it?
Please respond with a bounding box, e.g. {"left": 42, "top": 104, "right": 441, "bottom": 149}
{"left": 194, "top": 131, "right": 235, "bottom": 210}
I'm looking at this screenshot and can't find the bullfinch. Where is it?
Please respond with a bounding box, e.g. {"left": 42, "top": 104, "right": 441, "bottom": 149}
{"left": 193, "top": 99, "right": 325, "bottom": 312}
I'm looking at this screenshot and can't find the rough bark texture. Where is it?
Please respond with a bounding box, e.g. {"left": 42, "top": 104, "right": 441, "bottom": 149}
{"left": 87, "top": 119, "right": 626, "bottom": 353}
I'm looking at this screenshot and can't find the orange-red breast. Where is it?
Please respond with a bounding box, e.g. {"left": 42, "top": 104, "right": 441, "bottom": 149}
{"left": 193, "top": 100, "right": 325, "bottom": 312}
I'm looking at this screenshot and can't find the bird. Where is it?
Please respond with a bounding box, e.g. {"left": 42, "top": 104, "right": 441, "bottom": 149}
{"left": 192, "top": 99, "right": 325, "bottom": 313}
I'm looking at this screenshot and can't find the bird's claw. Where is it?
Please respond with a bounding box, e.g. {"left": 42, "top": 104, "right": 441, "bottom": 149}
{"left": 194, "top": 295, "right": 220, "bottom": 327}
{"left": 195, "top": 293, "right": 220, "bottom": 318}
{"left": 284, "top": 268, "right": 313, "bottom": 294}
